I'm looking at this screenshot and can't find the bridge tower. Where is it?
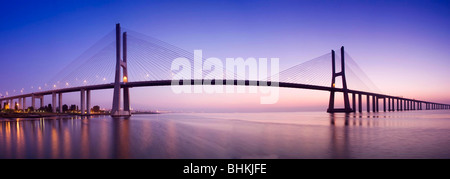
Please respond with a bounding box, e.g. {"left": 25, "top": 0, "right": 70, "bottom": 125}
{"left": 111, "top": 23, "right": 131, "bottom": 117}
{"left": 327, "top": 46, "right": 353, "bottom": 113}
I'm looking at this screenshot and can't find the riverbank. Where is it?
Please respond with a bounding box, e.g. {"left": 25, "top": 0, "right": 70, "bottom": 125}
{"left": 0, "top": 112, "right": 111, "bottom": 118}
{"left": 0, "top": 111, "right": 159, "bottom": 119}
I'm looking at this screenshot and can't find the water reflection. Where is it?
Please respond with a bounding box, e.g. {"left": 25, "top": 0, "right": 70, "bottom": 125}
{"left": 0, "top": 111, "right": 449, "bottom": 159}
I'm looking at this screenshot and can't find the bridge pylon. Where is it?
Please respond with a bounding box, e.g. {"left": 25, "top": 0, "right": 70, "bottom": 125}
{"left": 111, "top": 23, "right": 131, "bottom": 117}
{"left": 327, "top": 46, "right": 353, "bottom": 113}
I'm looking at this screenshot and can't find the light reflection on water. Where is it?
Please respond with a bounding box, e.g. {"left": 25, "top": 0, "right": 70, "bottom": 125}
{"left": 0, "top": 111, "right": 449, "bottom": 159}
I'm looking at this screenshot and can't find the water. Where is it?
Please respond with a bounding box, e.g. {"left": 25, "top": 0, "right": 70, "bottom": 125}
{"left": 0, "top": 111, "right": 449, "bottom": 159}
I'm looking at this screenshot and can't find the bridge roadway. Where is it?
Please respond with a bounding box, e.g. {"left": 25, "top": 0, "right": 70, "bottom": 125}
{"left": 1, "top": 79, "right": 449, "bottom": 112}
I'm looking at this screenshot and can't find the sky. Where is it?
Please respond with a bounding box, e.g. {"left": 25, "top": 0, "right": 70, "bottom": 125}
{"left": 0, "top": 0, "right": 449, "bottom": 112}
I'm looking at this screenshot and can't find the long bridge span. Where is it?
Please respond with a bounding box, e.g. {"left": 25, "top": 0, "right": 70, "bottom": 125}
{"left": 1, "top": 24, "right": 449, "bottom": 116}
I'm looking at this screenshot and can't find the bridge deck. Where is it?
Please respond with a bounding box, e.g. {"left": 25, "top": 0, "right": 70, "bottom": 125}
{"left": 1, "top": 79, "right": 444, "bottom": 105}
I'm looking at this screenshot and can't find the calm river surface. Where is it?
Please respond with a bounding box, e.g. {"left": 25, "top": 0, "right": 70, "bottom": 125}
{"left": 1, "top": 111, "right": 449, "bottom": 159}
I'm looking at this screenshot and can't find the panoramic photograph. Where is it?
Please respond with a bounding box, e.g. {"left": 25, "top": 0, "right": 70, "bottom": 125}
{"left": 0, "top": 0, "right": 449, "bottom": 169}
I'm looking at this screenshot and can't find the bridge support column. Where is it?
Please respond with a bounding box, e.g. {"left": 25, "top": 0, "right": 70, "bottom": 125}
{"left": 9, "top": 99, "right": 12, "bottom": 110}
{"left": 383, "top": 98, "right": 386, "bottom": 112}
{"left": 393, "top": 98, "right": 396, "bottom": 111}
{"left": 388, "top": 98, "right": 392, "bottom": 111}
{"left": 87, "top": 90, "right": 91, "bottom": 115}
{"left": 18, "top": 98, "right": 22, "bottom": 110}
{"left": 358, "top": 94, "right": 362, "bottom": 113}
{"left": 52, "top": 92, "right": 56, "bottom": 113}
{"left": 32, "top": 95, "right": 35, "bottom": 111}
{"left": 400, "top": 99, "right": 403, "bottom": 111}
{"left": 396, "top": 99, "right": 399, "bottom": 111}
{"left": 372, "top": 95, "right": 376, "bottom": 112}
{"left": 81, "top": 89, "right": 85, "bottom": 115}
{"left": 123, "top": 31, "right": 130, "bottom": 113}
{"left": 366, "top": 95, "right": 370, "bottom": 112}
{"left": 375, "top": 96, "right": 379, "bottom": 112}
{"left": 111, "top": 23, "right": 131, "bottom": 117}
{"left": 59, "top": 93, "right": 63, "bottom": 113}
{"left": 352, "top": 93, "right": 356, "bottom": 112}
{"left": 40, "top": 96, "right": 44, "bottom": 109}
{"left": 22, "top": 97, "right": 26, "bottom": 111}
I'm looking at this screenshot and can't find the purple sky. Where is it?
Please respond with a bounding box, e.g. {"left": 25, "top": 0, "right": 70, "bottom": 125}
{"left": 0, "top": 0, "right": 449, "bottom": 112}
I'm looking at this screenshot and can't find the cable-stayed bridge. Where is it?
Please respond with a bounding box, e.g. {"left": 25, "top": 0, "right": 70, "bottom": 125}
{"left": 1, "top": 24, "right": 449, "bottom": 117}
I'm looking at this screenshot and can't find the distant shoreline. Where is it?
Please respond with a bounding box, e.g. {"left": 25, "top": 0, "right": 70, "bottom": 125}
{"left": 0, "top": 111, "right": 160, "bottom": 119}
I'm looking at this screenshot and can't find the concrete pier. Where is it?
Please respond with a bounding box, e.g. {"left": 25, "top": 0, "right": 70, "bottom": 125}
{"left": 59, "top": 93, "right": 62, "bottom": 113}
{"left": 87, "top": 90, "right": 91, "bottom": 115}
{"left": 366, "top": 95, "right": 370, "bottom": 112}
{"left": 52, "top": 92, "right": 56, "bottom": 113}
{"left": 358, "top": 94, "right": 362, "bottom": 113}
{"left": 81, "top": 89, "right": 85, "bottom": 115}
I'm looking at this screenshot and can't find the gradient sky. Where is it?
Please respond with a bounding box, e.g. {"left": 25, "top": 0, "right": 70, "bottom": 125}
{"left": 0, "top": 0, "right": 449, "bottom": 112}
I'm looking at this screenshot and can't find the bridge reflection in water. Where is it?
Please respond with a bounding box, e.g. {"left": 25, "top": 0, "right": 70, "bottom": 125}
{"left": 1, "top": 111, "right": 450, "bottom": 159}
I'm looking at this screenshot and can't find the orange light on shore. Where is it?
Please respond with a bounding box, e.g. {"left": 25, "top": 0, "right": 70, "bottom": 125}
{"left": 123, "top": 76, "right": 128, "bottom": 83}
